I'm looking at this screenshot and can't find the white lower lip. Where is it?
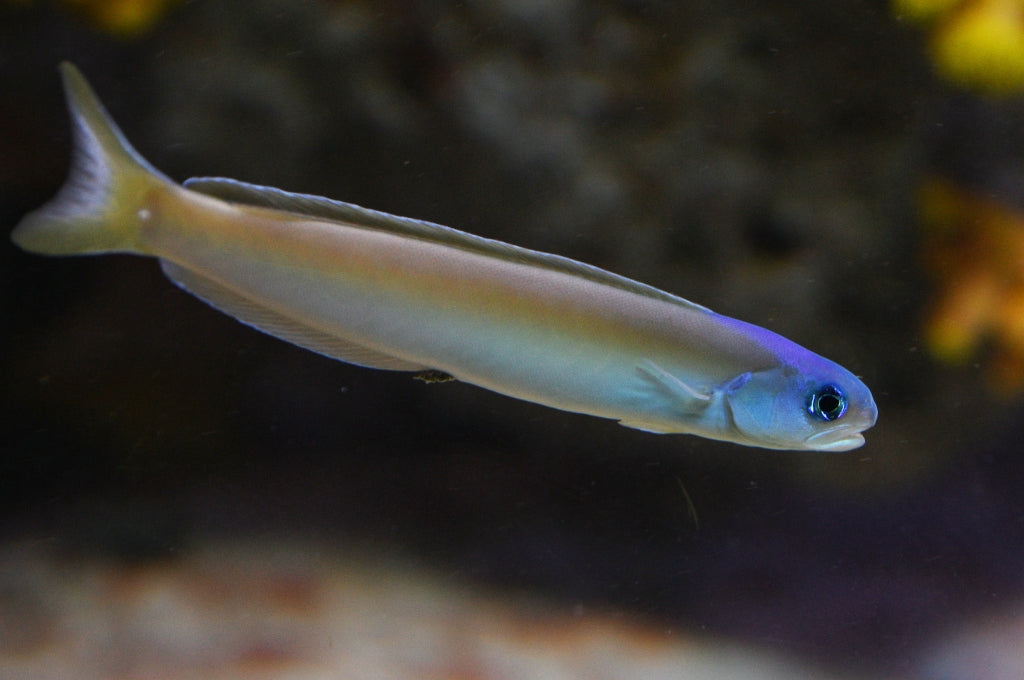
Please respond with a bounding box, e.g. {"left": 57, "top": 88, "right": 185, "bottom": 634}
{"left": 812, "top": 433, "right": 866, "bottom": 452}
{"left": 805, "top": 425, "right": 867, "bottom": 451}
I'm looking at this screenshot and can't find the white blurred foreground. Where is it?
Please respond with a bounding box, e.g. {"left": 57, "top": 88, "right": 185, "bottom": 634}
{"left": 0, "top": 539, "right": 1018, "bottom": 680}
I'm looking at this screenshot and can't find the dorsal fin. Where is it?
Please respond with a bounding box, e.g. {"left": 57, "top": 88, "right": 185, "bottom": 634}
{"left": 182, "top": 176, "right": 714, "bottom": 314}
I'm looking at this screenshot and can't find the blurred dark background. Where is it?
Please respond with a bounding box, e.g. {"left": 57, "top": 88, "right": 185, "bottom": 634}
{"left": 3, "top": 0, "right": 1024, "bottom": 676}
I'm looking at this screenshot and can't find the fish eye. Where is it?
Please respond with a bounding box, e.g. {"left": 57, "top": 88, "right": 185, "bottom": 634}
{"left": 807, "top": 384, "right": 848, "bottom": 422}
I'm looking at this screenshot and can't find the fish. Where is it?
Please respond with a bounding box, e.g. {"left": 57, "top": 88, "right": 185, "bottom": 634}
{"left": 11, "top": 63, "right": 878, "bottom": 451}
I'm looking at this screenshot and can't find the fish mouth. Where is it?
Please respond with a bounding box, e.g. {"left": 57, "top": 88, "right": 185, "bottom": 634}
{"left": 804, "top": 425, "right": 867, "bottom": 452}
{"left": 804, "top": 399, "right": 878, "bottom": 452}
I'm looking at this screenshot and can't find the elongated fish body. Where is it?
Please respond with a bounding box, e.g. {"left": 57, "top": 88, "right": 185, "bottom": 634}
{"left": 11, "top": 64, "right": 877, "bottom": 451}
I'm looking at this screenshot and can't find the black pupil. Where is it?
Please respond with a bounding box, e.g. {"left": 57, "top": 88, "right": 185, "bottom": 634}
{"left": 819, "top": 394, "right": 841, "bottom": 417}
{"left": 809, "top": 385, "right": 847, "bottom": 421}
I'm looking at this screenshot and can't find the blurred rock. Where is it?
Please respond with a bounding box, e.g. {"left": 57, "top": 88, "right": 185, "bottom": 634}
{"left": 0, "top": 539, "right": 881, "bottom": 680}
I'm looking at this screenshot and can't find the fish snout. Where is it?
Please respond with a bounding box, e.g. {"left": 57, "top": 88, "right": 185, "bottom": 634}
{"left": 803, "top": 410, "right": 875, "bottom": 451}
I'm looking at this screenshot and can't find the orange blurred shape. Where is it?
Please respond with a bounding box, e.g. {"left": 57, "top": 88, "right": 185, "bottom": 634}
{"left": 920, "top": 177, "right": 1024, "bottom": 393}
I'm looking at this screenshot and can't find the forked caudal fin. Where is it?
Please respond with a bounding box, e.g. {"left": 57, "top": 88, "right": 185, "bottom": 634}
{"left": 10, "top": 62, "right": 173, "bottom": 256}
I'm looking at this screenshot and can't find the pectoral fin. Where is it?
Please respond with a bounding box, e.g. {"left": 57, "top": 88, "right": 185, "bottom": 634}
{"left": 616, "top": 360, "right": 713, "bottom": 434}
{"left": 637, "top": 359, "right": 712, "bottom": 408}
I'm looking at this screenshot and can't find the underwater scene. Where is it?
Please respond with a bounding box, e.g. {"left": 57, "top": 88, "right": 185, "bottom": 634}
{"left": 2, "top": 0, "right": 1024, "bottom": 678}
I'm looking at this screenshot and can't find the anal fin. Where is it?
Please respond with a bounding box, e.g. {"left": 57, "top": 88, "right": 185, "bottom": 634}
{"left": 617, "top": 419, "right": 679, "bottom": 434}
{"left": 160, "top": 260, "right": 427, "bottom": 371}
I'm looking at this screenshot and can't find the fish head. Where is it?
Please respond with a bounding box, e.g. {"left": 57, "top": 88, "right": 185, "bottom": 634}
{"left": 723, "top": 362, "right": 877, "bottom": 451}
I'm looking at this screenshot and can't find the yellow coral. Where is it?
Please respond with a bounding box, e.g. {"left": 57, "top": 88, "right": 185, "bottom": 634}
{"left": 10, "top": 0, "right": 180, "bottom": 36}
{"left": 920, "top": 178, "right": 1024, "bottom": 393}
{"left": 931, "top": 0, "right": 1024, "bottom": 94}
{"left": 893, "top": 0, "right": 1024, "bottom": 94}
{"left": 894, "top": 0, "right": 963, "bottom": 21}
{"left": 79, "top": 0, "right": 179, "bottom": 36}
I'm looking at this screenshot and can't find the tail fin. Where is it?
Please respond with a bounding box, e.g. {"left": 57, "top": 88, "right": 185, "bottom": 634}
{"left": 11, "top": 62, "right": 173, "bottom": 256}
